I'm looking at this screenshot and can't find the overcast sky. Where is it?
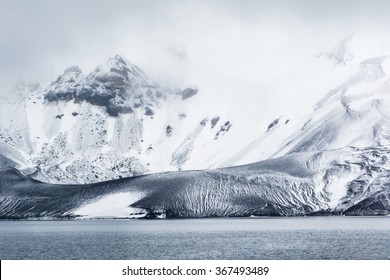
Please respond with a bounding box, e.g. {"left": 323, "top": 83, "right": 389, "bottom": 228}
{"left": 1, "top": 0, "right": 390, "bottom": 95}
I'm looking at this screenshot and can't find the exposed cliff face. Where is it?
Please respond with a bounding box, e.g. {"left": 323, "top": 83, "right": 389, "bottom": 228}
{"left": 45, "top": 55, "right": 166, "bottom": 117}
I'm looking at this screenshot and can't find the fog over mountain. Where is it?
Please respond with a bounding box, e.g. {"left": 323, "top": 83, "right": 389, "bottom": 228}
{"left": 1, "top": 0, "right": 390, "bottom": 218}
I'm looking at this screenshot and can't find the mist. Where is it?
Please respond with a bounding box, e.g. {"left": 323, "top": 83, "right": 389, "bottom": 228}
{"left": 1, "top": 0, "right": 390, "bottom": 117}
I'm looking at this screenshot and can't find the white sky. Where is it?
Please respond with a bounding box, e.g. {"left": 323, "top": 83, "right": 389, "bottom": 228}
{"left": 1, "top": 0, "right": 390, "bottom": 113}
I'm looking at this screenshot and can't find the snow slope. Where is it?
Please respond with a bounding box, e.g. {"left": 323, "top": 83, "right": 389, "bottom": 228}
{"left": 0, "top": 55, "right": 241, "bottom": 183}
{"left": 225, "top": 55, "right": 390, "bottom": 166}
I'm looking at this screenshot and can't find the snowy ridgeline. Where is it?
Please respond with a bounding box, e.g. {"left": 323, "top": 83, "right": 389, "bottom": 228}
{"left": 1, "top": 146, "right": 390, "bottom": 219}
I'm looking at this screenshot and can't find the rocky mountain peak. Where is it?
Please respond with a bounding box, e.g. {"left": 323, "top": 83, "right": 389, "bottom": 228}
{"left": 326, "top": 35, "right": 354, "bottom": 65}
{"left": 317, "top": 34, "right": 354, "bottom": 65}
{"left": 64, "top": 65, "right": 82, "bottom": 74}
{"left": 43, "top": 55, "right": 171, "bottom": 116}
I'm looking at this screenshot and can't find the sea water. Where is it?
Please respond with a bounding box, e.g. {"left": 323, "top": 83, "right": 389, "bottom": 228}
{"left": 0, "top": 217, "right": 389, "bottom": 259}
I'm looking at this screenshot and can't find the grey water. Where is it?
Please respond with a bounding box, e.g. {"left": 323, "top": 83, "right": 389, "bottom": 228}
{"left": 0, "top": 217, "right": 390, "bottom": 259}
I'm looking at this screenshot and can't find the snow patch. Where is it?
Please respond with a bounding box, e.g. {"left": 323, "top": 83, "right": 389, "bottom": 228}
{"left": 71, "top": 192, "right": 147, "bottom": 218}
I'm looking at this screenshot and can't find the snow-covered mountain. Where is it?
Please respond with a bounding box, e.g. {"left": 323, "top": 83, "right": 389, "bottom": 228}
{"left": 224, "top": 55, "right": 390, "bottom": 166}
{"left": 0, "top": 55, "right": 240, "bottom": 183}
{"left": 1, "top": 34, "right": 390, "bottom": 218}
{"left": 4, "top": 40, "right": 390, "bottom": 185}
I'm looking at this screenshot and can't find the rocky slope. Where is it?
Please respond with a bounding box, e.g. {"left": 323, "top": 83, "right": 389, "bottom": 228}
{"left": 1, "top": 146, "right": 389, "bottom": 219}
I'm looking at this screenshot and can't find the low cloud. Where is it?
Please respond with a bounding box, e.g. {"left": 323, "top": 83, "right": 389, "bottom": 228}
{"left": 1, "top": 0, "right": 390, "bottom": 102}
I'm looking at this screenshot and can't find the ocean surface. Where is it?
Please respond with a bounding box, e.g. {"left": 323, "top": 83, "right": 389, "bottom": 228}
{"left": 0, "top": 217, "right": 389, "bottom": 259}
